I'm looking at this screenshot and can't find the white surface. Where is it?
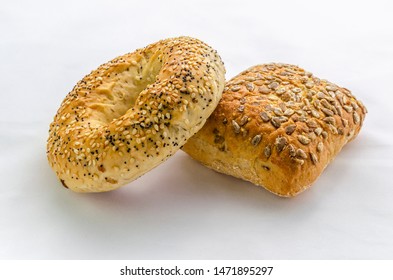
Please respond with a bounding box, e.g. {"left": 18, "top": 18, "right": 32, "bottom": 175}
{"left": 0, "top": 0, "right": 392, "bottom": 259}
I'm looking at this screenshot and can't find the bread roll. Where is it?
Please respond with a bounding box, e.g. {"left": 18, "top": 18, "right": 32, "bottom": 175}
{"left": 47, "top": 37, "right": 225, "bottom": 192}
{"left": 183, "top": 63, "right": 367, "bottom": 197}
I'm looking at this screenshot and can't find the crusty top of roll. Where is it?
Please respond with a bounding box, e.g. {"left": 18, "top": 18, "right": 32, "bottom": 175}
{"left": 47, "top": 37, "right": 225, "bottom": 192}
{"left": 183, "top": 63, "right": 367, "bottom": 196}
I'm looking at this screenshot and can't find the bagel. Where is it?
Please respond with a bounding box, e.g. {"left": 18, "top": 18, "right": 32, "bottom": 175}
{"left": 47, "top": 37, "right": 225, "bottom": 192}
{"left": 182, "top": 63, "right": 367, "bottom": 197}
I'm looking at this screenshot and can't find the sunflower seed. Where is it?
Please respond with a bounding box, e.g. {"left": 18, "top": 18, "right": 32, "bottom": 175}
{"left": 278, "top": 116, "right": 288, "bottom": 123}
{"left": 264, "top": 145, "right": 271, "bottom": 158}
{"left": 296, "top": 149, "right": 308, "bottom": 159}
{"left": 298, "top": 116, "right": 307, "bottom": 122}
{"left": 343, "top": 88, "right": 352, "bottom": 97}
{"left": 342, "top": 95, "right": 348, "bottom": 105}
{"left": 343, "top": 105, "right": 353, "bottom": 113}
{"left": 285, "top": 124, "right": 296, "bottom": 135}
{"left": 351, "top": 101, "right": 359, "bottom": 110}
{"left": 275, "top": 136, "right": 287, "bottom": 153}
{"left": 305, "top": 82, "right": 314, "bottom": 89}
{"left": 232, "top": 120, "right": 240, "bottom": 134}
{"left": 260, "top": 111, "right": 271, "bottom": 122}
{"left": 310, "top": 152, "right": 318, "bottom": 165}
{"left": 279, "top": 102, "right": 287, "bottom": 111}
{"left": 328, "top": 124, "right": 338, "bottom": 134}
{"left": 353, "top": 111, "right": 360, "bottom": 124}
{"left": 358, "top": 100, "right": 368, "bottom": 113}
{"left": 323, "top": 117, "right": 336, "bottom": 125}
{"left": 284, "top": 109, "right": 295, "bottom": 116}
{"left": 255, "top": 73, "right": 263, "bottom": 80}
{"left": 337, "top": 95, "right": 344, "bottom": 106}
{"left": 310, "top": 130, "right": 318, "bottom": 139}
{"left": 258, "top": 86, "right": 270, "bottom": 94}
{"left": 292, "top": 114, "right": 299, "bottom": 122}
{"left": 251, "top": 134, "right": 262, "bottom": 146}
{"left": 317, "top": 92, "right": 326, "bottom": 99}
{"left": 342, "top": 118, "right": 348, "bottom": 127}
{"left": 291, "top": 87, "right": 302, "bottom": 93}
{"left": 298, "top": 135, "right": 311, "bottom": 145}
{"left": 239, "top": 115, "right": 249, "bottom": 126}
{"left": 268, "top": 81, "right": 279, "bottom": 89}
{"left": 311, "top": 110, "right": 320, "bottom": 118}
{"left": 335, "top": 105, "right": 342, "bottom": 116}
{"left": 321, "top": 108, "right": 334, "bottom": 116}
{"left": 322, "top": 131, "right": 328, "bottom": 139}
{"left": 288, "top": 144, "right": 296, "bottom": 157}
{"left": 239, "top": 116, "right": 249, "bottom": 126}
{"left": 254, "top": 81, "right": 264, "bottom": 87}
{"left": 294, "top": 158, "right": 305, "bottom": 165}
{"left": 274, "top": 108, "right": 284, "bottom": 116}
{"left": 238, "top": 105, "right": 245, "bottom": 112}
{"left": 314, "top": 127, "right": 323, "bottom": 136}
{"left": 246, "top": 83, "right": 255, "bottom": 91}
{"left": 321, "top": 99, "right": 332, "bottom": 108}
{"left": 271, "top": 117, "right": 282, "bottom": 128}
{"left": 326, "top": 85, "right": 337, "bottom": 91}
{"left": 327, "top": 106, "right": 336, "bottom": 116}
{"left": 317, "top": 142, "right": 324, "bottom": 152}
{"left": 306, "top": 119, "right": 318, "bottom": 128}
{"left": 231, "top": 85, "right": 241, "bottom": 92}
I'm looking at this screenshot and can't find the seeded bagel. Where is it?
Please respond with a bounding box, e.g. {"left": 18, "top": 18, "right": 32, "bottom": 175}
{"left": 182, "top": 63, "right": 367, "bottom": 197}
{"left": 47, "top": 37, "right": 225, "bottom": 192}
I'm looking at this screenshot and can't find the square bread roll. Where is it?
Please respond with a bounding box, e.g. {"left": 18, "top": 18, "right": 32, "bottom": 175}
{"left": 183, "top": 63, "right": 367, "bottom": 197}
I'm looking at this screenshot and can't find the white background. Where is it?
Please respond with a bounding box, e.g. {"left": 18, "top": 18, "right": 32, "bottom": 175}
{"left": 1, "top": 0, "right": 392, "bottom": 259}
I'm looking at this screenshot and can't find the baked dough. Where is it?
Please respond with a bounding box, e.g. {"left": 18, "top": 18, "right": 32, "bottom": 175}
{"left": 47, "top": 37, "right": 225, "bottom": 192}
{"left": 182, "top": 63, "right": 367, "bottom": 197}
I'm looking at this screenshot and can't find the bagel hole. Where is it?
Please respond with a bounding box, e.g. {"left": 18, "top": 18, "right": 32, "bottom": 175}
{"left": 95, "top": 51, "right": 163, "bottom": 124}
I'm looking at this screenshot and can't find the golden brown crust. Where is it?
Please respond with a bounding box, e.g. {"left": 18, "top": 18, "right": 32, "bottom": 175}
{"left": 182, "top": 63, "right": 367, "bottom": 197}
{"left": 47, "top": 37, "right": 225, "bottom": 192}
